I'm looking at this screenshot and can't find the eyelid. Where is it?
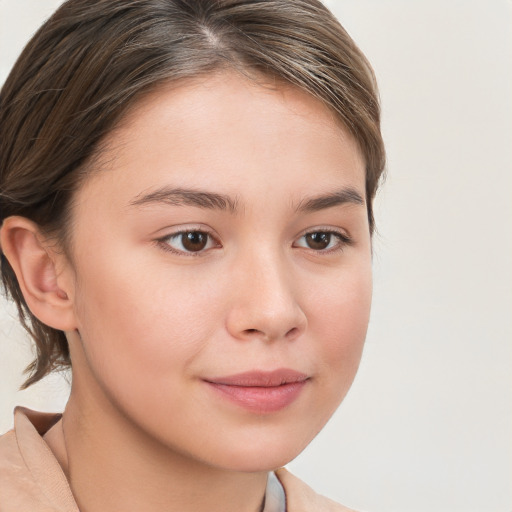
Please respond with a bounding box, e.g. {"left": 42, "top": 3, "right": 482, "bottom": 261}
{"left": 293, "top": 227, "right": 353, "bottom": 253}
{"left": 155, "top": 225, "right": 221, "bottom": 256}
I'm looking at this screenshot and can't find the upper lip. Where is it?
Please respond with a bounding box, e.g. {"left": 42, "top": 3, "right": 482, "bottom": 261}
{"left": 205, "top": 369, "right": 309, "bottom": 387}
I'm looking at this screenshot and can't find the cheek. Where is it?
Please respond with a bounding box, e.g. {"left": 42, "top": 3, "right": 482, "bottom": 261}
{"left": 307, "top": 263, "right": 372, "bottom": 399}
{"left": 71, "top": 254, "right": 224, "bottom": 396}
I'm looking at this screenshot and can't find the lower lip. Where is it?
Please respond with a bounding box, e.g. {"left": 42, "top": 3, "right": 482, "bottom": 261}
{"left": 206, "top": 381, "right": 308, "bottom": 414}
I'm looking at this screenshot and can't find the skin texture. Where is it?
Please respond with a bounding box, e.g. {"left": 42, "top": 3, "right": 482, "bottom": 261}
{"left": 1, "top": 71, "right": 372, "bottom": 512}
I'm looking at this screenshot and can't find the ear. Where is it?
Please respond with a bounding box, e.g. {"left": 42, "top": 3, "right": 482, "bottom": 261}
{"left": 0, "top": 216, "right": 77, "bottom": 331}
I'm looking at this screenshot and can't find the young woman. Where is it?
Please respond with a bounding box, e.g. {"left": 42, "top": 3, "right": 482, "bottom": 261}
{"left": 0, "top": 1, "right": 385, "bottom": 510}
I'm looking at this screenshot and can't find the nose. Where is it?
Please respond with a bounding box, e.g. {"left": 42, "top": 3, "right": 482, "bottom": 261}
{"left": 225, "top": 251, "right": 307, "bottom": 343}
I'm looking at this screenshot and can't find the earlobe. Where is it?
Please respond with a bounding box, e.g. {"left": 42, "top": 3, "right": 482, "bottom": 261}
{"left": 0, "top": 216, "right": 77, "bottom": 331}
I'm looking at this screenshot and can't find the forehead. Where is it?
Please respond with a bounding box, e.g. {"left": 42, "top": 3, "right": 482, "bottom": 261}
{"left": 78, "top": 70, "right": 365, "bottom": 209}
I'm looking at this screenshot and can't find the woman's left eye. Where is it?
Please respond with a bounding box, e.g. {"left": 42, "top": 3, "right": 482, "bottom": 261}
{"left": 159, "top": 231, "right": 217, "bottom": 254}
{"left": 294, "top": 231, "right": 351, "bottom": 252}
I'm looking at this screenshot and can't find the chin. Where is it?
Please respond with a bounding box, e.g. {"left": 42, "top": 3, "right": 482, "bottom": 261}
{"left": 213, "top": 451, "right": 298, "bottom": 473}
{"left": 197, "top": 428, "right": 314, "bottom": 473}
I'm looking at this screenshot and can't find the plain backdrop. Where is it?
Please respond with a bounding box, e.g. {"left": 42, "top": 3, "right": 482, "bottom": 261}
{"left": 1, "top": 1, "right": 511, "bottom": 511}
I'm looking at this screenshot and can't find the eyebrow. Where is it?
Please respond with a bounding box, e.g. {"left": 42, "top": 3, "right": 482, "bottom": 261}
{"left": 128, "top": 185, "right": 364, "bottom": 215}
{"left": 295, "top": 187, "right": 365, "bottom": 212}
{"left": 128, "top": 187, "right": 239, "bottom": 214}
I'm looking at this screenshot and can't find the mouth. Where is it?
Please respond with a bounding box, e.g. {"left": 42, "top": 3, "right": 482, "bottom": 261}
{"left": 204, "top": 369, "right": 309, "bottom": 414}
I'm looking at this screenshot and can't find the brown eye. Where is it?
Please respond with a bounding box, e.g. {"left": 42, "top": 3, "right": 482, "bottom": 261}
{"left": 294, "top": 230, "right": 350, "bottom": 252}
{"left": 162, "top": 230, "right": 215, "bottom": 254}
{"left": 305, "top": 232, "right": 332, "bottom": 250}
{"left": 181, "top": 231, "right": 208, "bottom": 252}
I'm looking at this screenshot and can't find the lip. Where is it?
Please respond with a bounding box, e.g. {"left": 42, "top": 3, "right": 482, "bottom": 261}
{"left": 204, "top": 369, "right": 309, "bottom": 414}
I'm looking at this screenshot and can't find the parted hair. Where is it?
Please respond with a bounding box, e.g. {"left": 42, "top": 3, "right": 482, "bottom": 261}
{"left": 0, "top": 0, "right": 385, "bottom": 388}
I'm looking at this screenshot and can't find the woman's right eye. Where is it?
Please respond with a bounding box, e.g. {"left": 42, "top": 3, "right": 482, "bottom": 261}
{"left": 158, "top": 231, "right": 217, "bottom": 255}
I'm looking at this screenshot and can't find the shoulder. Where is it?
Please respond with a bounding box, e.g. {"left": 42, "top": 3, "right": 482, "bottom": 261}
{"left": 0, "top": 408, "right": 77, "bottom": 512}
{"left": 0, "top": 427, "right": 46, "bottom": 511}
{"left": 276, "top": 468, "right": 357, "bottom": 512}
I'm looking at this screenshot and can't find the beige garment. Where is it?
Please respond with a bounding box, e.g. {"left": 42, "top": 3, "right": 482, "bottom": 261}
{"left": 0, "top": 407, "right": 353, "bottom": 512}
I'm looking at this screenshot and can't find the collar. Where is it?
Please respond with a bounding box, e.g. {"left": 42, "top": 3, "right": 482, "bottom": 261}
{"left": 263, "top": 470, "right": 287, "bottom": 512}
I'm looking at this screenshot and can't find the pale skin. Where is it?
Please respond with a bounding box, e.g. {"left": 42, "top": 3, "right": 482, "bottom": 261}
{"left": 1, "top": 71, "right": 371, "bottom": 512}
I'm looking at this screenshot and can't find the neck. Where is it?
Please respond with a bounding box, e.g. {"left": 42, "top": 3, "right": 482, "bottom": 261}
{"left": 45, "top": 374, "right": 268, "bottom": 512}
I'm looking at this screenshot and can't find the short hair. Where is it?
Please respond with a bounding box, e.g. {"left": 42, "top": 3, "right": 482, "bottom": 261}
{"left": 0, "top": 0, "right": 385, "bottom": 388}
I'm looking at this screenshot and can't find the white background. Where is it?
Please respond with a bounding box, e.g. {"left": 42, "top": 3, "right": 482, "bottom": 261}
{"left": 1, "top": 1, "right": 511, "bottom": 511}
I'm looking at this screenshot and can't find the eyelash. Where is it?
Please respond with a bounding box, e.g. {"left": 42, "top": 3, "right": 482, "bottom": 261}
{"left": 156, "top": 229, "right": 220, "bottom": 257}
{"left": 293, "top": 229, "right": 353, "bottom": 254}
{"left": 155, "top": 228, "right": 353, "bottom": 257}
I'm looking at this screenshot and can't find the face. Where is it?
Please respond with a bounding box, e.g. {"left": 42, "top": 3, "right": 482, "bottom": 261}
{"left": 64, "top": 71, "right": 372, "bottom": 471}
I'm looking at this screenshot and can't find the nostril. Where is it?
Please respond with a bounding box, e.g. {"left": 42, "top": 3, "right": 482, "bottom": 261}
{"left": 241, "top": 327, "right": 300, "bottom": 341}
{"left": 285, "top": 327, "right": 300, "bottom": 339}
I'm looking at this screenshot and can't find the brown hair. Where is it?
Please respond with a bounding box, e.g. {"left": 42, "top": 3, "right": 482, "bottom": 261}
{"left": 0, "top": 0, "right": 385, "bottom": 388}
